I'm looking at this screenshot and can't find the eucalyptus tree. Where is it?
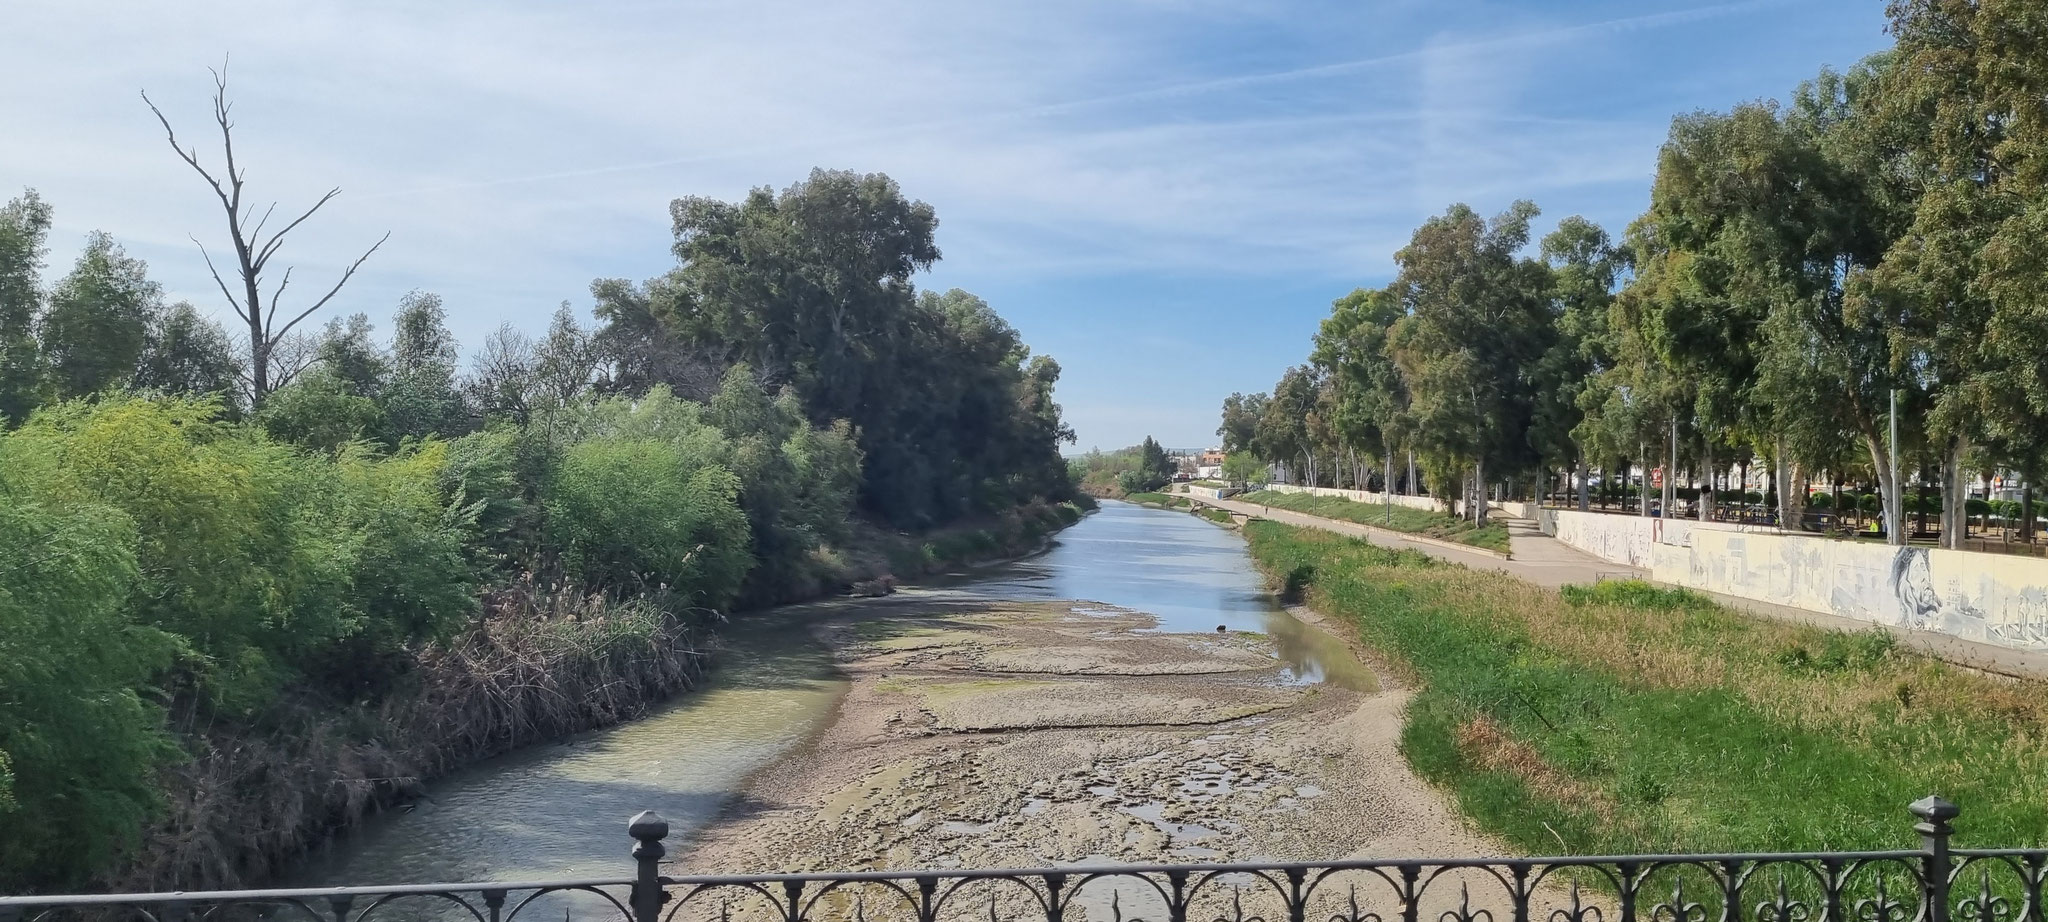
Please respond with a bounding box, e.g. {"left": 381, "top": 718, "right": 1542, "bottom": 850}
{"left": 0, "top": 190, "right": 52, "bottom": 425}
{"left": 1312, "top": 286, "right": 1409, "bottom": 495}
{"left": 381, "top": 291, "right": 467, "bottom": 442}
{"left": 39, "top": 233, "right": 160, "bottom": 400}
{"left": 1626, "top": 104, "right": 1815, "bottom": 522}
{"left": 1386, "top": 201, "right": 1553, "bottom": 525}
{"left": 1854, "top": 0, "right": 2035, "bottom": 548}
{"left": 1752, "top": 59, "right": 1918, "bottom": 540}
{"left": 1538, "top": 217, "right": 1620, "bottom": 510}
{"left": 1217, "top": 392, "right": 1268, "bottom": 456}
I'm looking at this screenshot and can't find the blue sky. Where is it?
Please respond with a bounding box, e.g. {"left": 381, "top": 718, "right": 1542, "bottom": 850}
{"left": 2, "top": 0, "right": 1891, "bottom": 451}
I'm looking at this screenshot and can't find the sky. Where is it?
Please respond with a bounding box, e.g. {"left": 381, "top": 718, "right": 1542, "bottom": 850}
{"left": 1, "top": 0, "right": 1893, "bottom": 452}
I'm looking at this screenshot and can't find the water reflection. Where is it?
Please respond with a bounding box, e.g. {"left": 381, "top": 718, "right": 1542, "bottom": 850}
{"left": 950, "top": 502, "right": 1375, "bottom": 691}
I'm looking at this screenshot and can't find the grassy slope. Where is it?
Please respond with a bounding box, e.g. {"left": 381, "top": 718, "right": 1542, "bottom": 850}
{"left": 1124, "top": 492, "right": 1190, "bottom": 508}
{"left": 1242, "top": 520, "right": 2048, "bottom": 854}
{"left": 1242, "top": 490, "right": 1511, "bottom": 553}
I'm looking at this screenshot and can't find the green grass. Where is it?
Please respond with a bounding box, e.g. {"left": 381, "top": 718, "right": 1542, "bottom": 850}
{"left": 1241, "top": 519, "right": 2048, "bottom": 859}
{"left": 1241, "top": 490, "right": 1511, "bottom": 553}
{"left": 1124, "top": 492, "right": 1189, "bottom": 508}
{"left": 1196, "top": 507, "right": 1235, "bottom": 525}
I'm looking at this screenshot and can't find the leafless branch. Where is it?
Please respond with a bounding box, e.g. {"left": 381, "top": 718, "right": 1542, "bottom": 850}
{"left": 192, "top": 236, "right": 249, "bottom": 324}
{"left": 271, "top": 231, "right": 390, "bottom": 345}
{"left": 246, "top": 201, "right": 278, "bottom": 243}
{"left": 253, "top": 188, "right": 340, "bottom": 272}
{"left": 142, "top": 90, "right": 235, "bottom": 216}
{"left": 265, "top": 265, "right": 294, "bottom": 329}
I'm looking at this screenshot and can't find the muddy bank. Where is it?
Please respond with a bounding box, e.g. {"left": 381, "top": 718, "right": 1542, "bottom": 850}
{"left": 681, "top": 591, "right": 1504, "bottom": 872}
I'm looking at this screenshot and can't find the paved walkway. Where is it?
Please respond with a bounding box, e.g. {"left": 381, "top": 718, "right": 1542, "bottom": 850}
{"left": 1190, "top": 494, "right": 2048, "bottom": 680}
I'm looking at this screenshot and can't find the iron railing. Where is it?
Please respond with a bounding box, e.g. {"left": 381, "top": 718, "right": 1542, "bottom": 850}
{"left": 3, "top": 796, "right": 2042, "bottom": 922}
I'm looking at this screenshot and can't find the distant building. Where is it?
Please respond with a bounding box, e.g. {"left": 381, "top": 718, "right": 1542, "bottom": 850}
{"left": 1198, "top": 448, "right": 1226, "bottom": 467}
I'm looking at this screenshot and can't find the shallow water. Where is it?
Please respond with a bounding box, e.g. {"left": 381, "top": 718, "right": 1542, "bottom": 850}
{"left": 286, "top": 500, "right": 1371, "bottom": 886}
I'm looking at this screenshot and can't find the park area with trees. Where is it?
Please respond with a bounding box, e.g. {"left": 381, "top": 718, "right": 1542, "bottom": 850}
{"left": 1221, "top": 0, "right": 2048, "bottom": 552}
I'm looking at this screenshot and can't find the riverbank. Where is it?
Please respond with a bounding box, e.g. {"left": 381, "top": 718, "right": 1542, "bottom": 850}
{"left": 117, "top": 500, "right": 1092, "bottom": 892}
{"left": 677, "top": 591, "right": 1510, "bottom": 878}
{"left": 1240, "top": 520, "right": 2048, "bottom": 855}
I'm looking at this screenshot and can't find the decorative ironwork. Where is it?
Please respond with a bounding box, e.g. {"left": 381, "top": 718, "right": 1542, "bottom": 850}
{"left": 4, "top": 796, "right": 2042, "bottom": 922}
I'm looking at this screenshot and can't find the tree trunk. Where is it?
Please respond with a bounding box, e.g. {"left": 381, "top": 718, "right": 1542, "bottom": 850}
{"left": 1575, "top": 456, "right": 1590, "bottom": 512}
{"left": 2024, "top": 479, "right": 2037, "bottom": 544}
{"left": 1384, "top": 448, "right": 1395, "bottom": 519}
{"left": 1916, "top": 460, "right": 1930, "bottom": 538}
{"left": 1861, "top": 431, "right": 1904, "bottom": 546}
{"left": 1698, "top": 443, "right": 1713, "bottom": 523}
{"left": 1775, "top": 435, "right": 1798, "bottom": 531}
{"left": 1942, "top": 436, "right": 1971, "bottom": 550}
{"left": 1470, "top": 459, "right": 1487, "bottom": 526}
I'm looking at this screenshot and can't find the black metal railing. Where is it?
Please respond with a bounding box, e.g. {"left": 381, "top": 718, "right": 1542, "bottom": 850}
{"left": 3, "top": 796, "right": 2042, "bottom": 922}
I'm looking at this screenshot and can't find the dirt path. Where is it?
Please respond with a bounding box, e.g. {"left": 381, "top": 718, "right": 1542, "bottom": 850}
{"left": 677, "top": 589, "right": 1511, "bottom": 876}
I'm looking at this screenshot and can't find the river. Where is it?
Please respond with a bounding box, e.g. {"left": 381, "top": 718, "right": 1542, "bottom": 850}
{"left": 288, "top": 500, "right": 1370, "bottom": 886}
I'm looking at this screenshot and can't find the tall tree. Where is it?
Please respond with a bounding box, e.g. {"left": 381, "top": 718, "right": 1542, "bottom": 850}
{"left": 143, "top": 65, "right": 388, "bottom": 406}
{"left": 39, "top": 233, "right": 161, "bottom": 400}
{"left": 1538, "top": 217, "right": 1620, "bottom": 510}
{"left": 381, "top": 291, "right": 466, "bottom": 441}
{"left": 1216, "top": 392, "right": 1269, "bottom": 456}
{"left": 1386, "top": 201, "right": 1554, "bottom": 525}
{"left": 0, "top": 190, "right": 52, "bottom": 426}
{"left": 1312, "top": 286, "right": 1408, "bottom": 494}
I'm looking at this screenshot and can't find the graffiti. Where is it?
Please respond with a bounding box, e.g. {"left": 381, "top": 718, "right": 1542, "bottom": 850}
{"left": 1548, "top": 509, "right": 2048, "bottom": 654}
{"left": 1887, "top": 546, "right": 1988, "bottom": 635}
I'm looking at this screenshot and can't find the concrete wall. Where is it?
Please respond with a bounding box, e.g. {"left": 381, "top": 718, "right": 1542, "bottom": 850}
{"left": 1540, "top": 508, "right": 2048, "bottom": 653}
{"left": 1261, "top": 483, "right": 1445, "bottom": 512}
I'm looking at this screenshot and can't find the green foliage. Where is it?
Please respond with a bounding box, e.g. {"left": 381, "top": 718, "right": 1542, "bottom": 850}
{"left": 1220, "top": 452, "right": 1266, "bottom": 485}
{"left": 1241, "top": 520, "right": 2048, "bottom": 856}
{"left": 1241, "top": 490, "right": 1511, "bottom": 553}
{"left": 545, "top": 437, "right": 752, "bottom": 604}
{"left": 1070, "top": 438, "right": 1174, "bottom": 498}
{"left": 0, "top": 190, "right": 53, "bottom": 426}
{"left": 0, "top": 483, "right": 177, "bottom": 887}
{"left": 599, "top": 171, "right": 1073, "bottom": 529}
{"left": 257, "top": 369, "right": 385, "bottom": 453}
{"left": 40, "top": 232, "right": 160, "bottom": 400}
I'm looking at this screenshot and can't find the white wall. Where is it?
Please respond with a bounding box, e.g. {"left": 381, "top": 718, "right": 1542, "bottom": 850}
{"left": 1540, "top": 509, "right": 2048, "bottom": 652}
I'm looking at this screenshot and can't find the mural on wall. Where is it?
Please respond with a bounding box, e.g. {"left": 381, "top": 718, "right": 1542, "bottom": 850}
{"left": 1545, "top": 509, "right": 2048, "bottom": 654}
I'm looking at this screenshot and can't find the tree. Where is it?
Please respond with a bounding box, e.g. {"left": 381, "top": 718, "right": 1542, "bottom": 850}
{"left": 1312, "top": 286, "right": 1408, "bottom": 494}
{"left": 39, "top": 232, "right": 161, "bottom": 400}
{"left": 143, "top": 64, "right": 388, "bottom": 406}
{"left": 1217, "top": 392, "right": 1268, "bottom": 456}
{"left": 1386, "top": 201, "right": 1554, "bottom": 526}
{"left": 134, "top": 302, "right": 241, "bottom": 404}
{"left": 1538, "top": 217, "right": 1619, "bottom": 510}
{"left": 314, "top": 313, "right": 387, "bottom": 399}
{"left": 0, "top": 190, "right": 52, "bottom": 426}
{"left": 466, "top": 323, "right": 538, "bottom": 424}
{"left": 381, "top": 291, "right": 466, "bottom": 441}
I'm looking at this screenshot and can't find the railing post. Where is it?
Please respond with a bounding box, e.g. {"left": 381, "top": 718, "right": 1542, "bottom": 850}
{"left": 1913, "top": 795, "right": 1960, "bottom": 922}
{"left": 630, "top": 810, "right": 671, "bottom": 922}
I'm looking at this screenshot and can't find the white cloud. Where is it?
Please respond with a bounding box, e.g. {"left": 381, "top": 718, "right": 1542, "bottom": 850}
{"left": 1, "top": 0, "right": 1878, "bottom": 447}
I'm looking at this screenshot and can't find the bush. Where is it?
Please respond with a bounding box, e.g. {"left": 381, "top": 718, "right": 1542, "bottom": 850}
{"left": 1807, "top": 492, "right": 1833, "bottom": 509}
{"left": 545, "top": 438, "right": 752, "bottom": 606}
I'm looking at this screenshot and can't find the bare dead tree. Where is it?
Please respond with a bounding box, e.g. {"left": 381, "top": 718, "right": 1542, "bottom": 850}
{"left": 141, "top": 61, "right": 389, "bottom": 407}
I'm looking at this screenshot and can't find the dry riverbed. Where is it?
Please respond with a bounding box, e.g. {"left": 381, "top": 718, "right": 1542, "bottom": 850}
{"left": 681, "top": 590, "right": 1518, "bottom": 883}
